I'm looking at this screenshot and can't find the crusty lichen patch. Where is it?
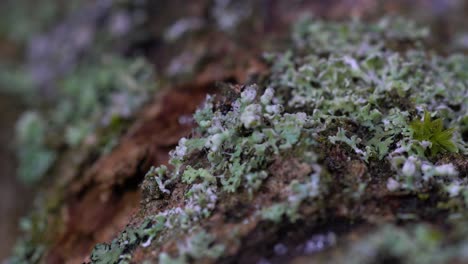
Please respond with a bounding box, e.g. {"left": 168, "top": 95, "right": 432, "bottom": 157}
{"left": 87, "top": 16, "right": 467, "bottom": 264}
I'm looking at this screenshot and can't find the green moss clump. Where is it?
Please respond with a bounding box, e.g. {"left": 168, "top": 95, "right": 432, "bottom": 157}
{"left": 410, "top": 111, "right": 457, "bottom": 156}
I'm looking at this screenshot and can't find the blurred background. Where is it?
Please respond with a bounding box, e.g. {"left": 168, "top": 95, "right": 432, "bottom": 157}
{"left": 0, "top": 0, "right": 467, "bottom": 260}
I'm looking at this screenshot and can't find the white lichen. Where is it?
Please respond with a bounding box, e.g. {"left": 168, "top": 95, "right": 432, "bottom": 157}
{"left": 240, "top": 104, "right": 262, "bottom": 128}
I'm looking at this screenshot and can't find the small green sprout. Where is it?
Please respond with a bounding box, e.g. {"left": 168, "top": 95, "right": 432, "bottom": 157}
{"left": 410, "top": 111, "right": 457, "bottom": 156}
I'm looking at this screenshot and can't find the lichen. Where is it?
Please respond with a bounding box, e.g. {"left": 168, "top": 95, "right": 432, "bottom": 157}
{"left": 15, "top": 55, "right": 155, "bottom": 184}
{"left": 86, "top": 16, "right": 467, "bottom": 263}
{"left": 159, "top": 230, "right": 225, "bottom": 264}
{"left": 15, "top": 112, "right": 56, "bottom": 183}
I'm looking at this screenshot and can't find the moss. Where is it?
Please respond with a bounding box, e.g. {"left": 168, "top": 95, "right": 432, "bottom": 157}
{"left": 410, "top": 111, "right": 458, "bottom": 156}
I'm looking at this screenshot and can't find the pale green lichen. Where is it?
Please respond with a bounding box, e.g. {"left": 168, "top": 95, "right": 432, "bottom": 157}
{"left": 91, "top": 220, "right": 161, "bottom": 264}
{"left": 91, "top": 83, "right": 318, "bottom": 262}
{"left": 88, "top": 16, "right": 467, "bottom": 263}
{"left": 159, "top": 230, "right": 225, "bottom": 264}
{"left": 171, "top": 84, "right": 312, "bottom": 195}
{"left": 0, "top": 0, "right": 81, "bottom": 43}
{"left": 261, "top": 166, "right": 322, "bottom": 223}
{"left": 15, "top": 56, "right": 155, "bottom": 184}
{"left": 15, "top": 112, "right": 56, "bottom": 183}
{"left": 328, "top": 221, "right": 468, "bottom": 264}
{"left": 346, "top": 224, "right": 445, "bottom": 264}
